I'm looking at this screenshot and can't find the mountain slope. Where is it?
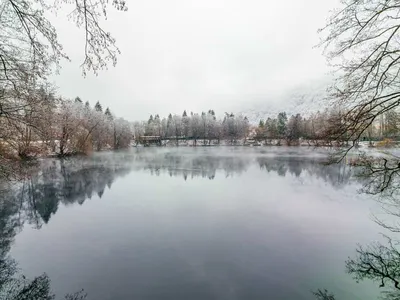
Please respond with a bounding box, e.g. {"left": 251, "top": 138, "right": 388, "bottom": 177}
{"left": 237, "top": 79, "right": 330, "bottom": 123}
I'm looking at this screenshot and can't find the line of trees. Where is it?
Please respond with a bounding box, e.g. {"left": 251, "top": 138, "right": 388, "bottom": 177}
{"left": 0, "top": 156, "right": 132, "bottom": 300}
{"left": 255, "top": 109, "right": 400, "bottom": 146}
{"left": 132, "top": 110, "right": 250, "bottom": 145}
{"left": 315, "top": 0, "right": 400, "bottom": 299}
{"left": 2, "top": 98, "right": 398, "bottom": 163}
{"left": 0, "top": 0, "right": 128, "bottom": 177}
{"left": 132, "top": 106, "right": 399, "bottom": 148}
{"left": 0, "top": 88, "right": 132, "bottom": 159}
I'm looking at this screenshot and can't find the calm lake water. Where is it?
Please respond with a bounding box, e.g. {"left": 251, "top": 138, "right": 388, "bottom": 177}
{"left": 1, "top": 147, "right": 386, "bottom": 299}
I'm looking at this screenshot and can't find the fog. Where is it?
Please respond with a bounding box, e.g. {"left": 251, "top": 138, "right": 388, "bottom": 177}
{"left": 49, "top": 0, "right": 339, "bottom": 120}
{"left": 4, "top": 147, "right": 380, "bottom": 300}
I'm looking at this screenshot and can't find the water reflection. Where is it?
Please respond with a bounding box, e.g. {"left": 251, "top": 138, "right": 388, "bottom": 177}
{"left": 137, "top": 154, "right": 249, "bottom": 180}
{"left": 133, "top": 150, "right": 352, "bottom": 186}
{"left": 257, "top": 157, "right": 352, "bottom": 187}
{"left": 0, "top": 178, "right": 87, "bottom": 300}
{"left": 342, "top": 195, "right": 400, "bottom": 300}
{"left": 7, "top": 158, "right": 131, "bottom": 229}
{"left": 1, "top": 151, "right": 354, "bottom": 229}
{"left": 0, "top": 156, "right": 133, "bottom": 299}
{"left": 0, "top": 149, "right": 361, "bottom": 300}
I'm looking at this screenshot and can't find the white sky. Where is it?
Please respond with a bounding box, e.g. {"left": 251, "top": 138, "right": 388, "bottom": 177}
{"left": 50, "top": 0, "right": 339, "bottom": 120}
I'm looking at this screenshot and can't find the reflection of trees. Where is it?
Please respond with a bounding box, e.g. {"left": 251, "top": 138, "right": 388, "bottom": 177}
{"left": 0, "top": 186, "right": 87, "bottom": 300}
{"left": 9, "top": 158, "right": 131, "bottom": 229}
{"left": 257, "top": 157, "right": 352, "bottom": 187}
{"left": 352, "top": 154, "right": 400, "bottom": 198}
{"left": 3, "top": 151, "right": 386, "bottom": 300}
{"left": 134, "top": 152, "right": 353, "bottom": 187}
{"left": 136, "top": 154, "right": 249, "bottom": 180}
{"left": 0, "top": 189, "right": 20, "bottom": 290}
{"left": 343, "top": 198, "right": 400, "bottom": 300}
{"left": 313, "top": 289, "right": 336, "bottom": 300}
{"left": 0, "top": 155, "right": 133, "bottom": 300}
{"left": 318, "top": 201, "right": 400, "bottom": 299}
{"left": 346, "top": 237, "right": 400, "bottom": 291}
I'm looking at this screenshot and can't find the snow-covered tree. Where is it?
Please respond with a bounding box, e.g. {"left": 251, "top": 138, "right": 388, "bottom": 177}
{"left": 277, "top": 112, "right": 287, "bottom": 139}
{"left": 286, "top": 114, "right": 303, "bottom": 145}
{"left": 267, "top": 118, "right": 278, "bottom": 139}
{"left": 94, "top": 101, "right": 103, "bottom": 112}
{"left": 132, "top": 121, "right": 145, "bottom": 140}
{"left": 57, "top": 100, "right": 86, "bottom": 155}
{"left": 113, "top": 118, "right": 132, "bottom": 149}
{"left": 190, "top": 113, "right": 202, "bottom": 145}
{"left": 182, "top": 110, "right": 190, "bottom": 139}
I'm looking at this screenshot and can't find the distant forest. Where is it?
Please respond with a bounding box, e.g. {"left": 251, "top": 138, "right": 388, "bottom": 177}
{"left": 134, "top": 107, "right": 400, "bottom": 146}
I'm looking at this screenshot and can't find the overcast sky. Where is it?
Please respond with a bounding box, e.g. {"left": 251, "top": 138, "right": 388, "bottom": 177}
{"left": 50, "top": 0, "right": 339, "bottom": 121}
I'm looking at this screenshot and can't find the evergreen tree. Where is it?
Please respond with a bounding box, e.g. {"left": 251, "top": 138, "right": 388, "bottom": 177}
{"left": 166, "top": 114, "right": 173, "bottom": 138}
{"left": 75, "top": 97, "right": 82, "bottom": 103}
{"left": 259, "top": 119, "right": 265, "bottom": 128}
{"left": 85, "top": 101, "right": 90, "bottom": 109}
{"left": 208, "top": 109, "right": 216, "bottom": 120}
{"left": 105, "top": 107, "right": 113, "bottom": 120}
{"left": 182, "top": 111, "right": 190, "bottom": 138}
{"left": 286, "top": 114, "right": 302, "bottom": 143}
{"left": 277, "top": 112, "right": 287, "bottom": 137}
{"left": 95, "top": 101, "right": 103, "bottom": 112}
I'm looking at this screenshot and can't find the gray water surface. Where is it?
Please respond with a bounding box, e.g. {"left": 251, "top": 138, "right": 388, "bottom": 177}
{"left": 2, "top": 148, "right": 383, "bottom": 299}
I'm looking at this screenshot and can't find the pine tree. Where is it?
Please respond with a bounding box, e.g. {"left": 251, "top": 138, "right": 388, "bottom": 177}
{"left": 277, "top": 112, "right": 287, "bottom": 137}
{"left": 85, "top": 101, "right": 90, "bottom": 109}
{"left": 75, "top": 97, "right": 82, "bottom": 103}
{"left": 105, "top": 107, "right": 113, "bottom": 120}
{"left": 259, "top": 119, "right": 265, "bottom": 128}
{"left": 95, "top": 101, "right": 103, "bottom": 112}
{"left": 209, "top": 110, "right": 216, "bottom": 120}
{"left": 182, "top": 110, "right": 190, "bottom": 138}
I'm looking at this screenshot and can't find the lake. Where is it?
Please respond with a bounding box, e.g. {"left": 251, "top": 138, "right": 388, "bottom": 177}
{"left": 1, "top": 147, "right": 385, "bottom": 299}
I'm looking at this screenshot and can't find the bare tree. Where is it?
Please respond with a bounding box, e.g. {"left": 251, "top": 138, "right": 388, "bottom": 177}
{"left": 320, "top": 0, "right": 400, "bottom": 191}
{"left": 318, "top": 4, "right": 400, "bottom": 300}
{"left": 353, "top": 153, "right": 400, "bottom": 197}
{"left": 0, "top": 0, "right": 128, "bottom": 177}
{"left": 312, "top": 289, "right": 336, "bottom": 300}
{"left": 0, "top": 0, "right": 127, "bottom": 84}
{"left": 346, "top": 236, "right": 400, "bottom": 292}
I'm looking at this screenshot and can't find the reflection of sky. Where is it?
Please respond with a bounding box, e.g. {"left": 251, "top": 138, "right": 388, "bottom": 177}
{"left": 8, "top": 149, "right": 381, "bottom": 300}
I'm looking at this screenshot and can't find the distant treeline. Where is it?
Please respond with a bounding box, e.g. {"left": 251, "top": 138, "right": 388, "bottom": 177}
{"left": 2, "top": 86, "right": 399, "bottom": 165}
{"left": 254, "top": 110, "right": 400, "bottom": 145}
{"left": 132, "top": 110, "right": 249, "bottom": 145}
{"left": 134, "top": 108, "right": 400, "bottom": 146}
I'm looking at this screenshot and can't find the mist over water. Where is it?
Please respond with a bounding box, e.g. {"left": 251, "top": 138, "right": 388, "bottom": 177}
{"left": 1, "top": 148, "right": 382, "bottom": 300}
